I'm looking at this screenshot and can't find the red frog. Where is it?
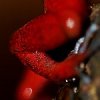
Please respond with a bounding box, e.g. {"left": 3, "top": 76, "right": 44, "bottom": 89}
{"left": 10, "top": 0, "right": 89, "bottom": 99}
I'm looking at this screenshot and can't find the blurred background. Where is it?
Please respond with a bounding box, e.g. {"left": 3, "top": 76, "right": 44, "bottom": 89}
{"left": 0, "top": 0, "right": 43, "bottom": 99}
{"left": 0, "top": 0, "right": 100, "bottom": 100}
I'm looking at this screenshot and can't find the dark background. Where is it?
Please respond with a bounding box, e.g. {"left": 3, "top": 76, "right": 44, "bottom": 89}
{"left": 0, "top": 0, "right": 43, "bottom": 99}
{"left": 0, "top": 0, "right": 100, "bottom": 100}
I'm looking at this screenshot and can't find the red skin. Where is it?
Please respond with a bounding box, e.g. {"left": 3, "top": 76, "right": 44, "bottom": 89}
{"left": 10, "top": 0, "right": 88, "bottom": 100}
{"left": 44, "top": 0, "right": 88, "bottom": 17}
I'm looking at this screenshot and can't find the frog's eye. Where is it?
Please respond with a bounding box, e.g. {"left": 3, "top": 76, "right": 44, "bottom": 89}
{"left": 59, "top": 11, "right": 82, "bottom": 39}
